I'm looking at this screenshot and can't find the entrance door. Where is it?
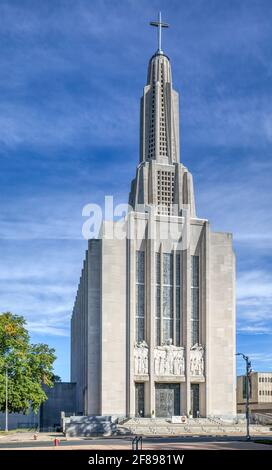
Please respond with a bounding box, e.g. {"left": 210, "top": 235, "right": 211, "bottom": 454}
{"left": 135, "top": 383, "right": 145, "bottom": 417}
{"left": 155, "top": 384, "right": 180, "bottom": 418}
{"left": 191, "top": 384, "right": 200, "bottom": 418}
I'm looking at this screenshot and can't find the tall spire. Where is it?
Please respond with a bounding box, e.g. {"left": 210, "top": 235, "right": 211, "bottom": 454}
{"left": 139, "top": 21, "right": 180, "bottom": 165}
{"left": 150, "top": 12, "right": 169, "bottom": 55}
{"left": 129, "top": 16, "right": 196, "bottom": 218}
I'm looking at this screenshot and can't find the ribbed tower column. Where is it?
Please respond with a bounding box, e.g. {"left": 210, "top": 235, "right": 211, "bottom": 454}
{"left": 140, "top": 53, "right": 180, "bottom": 165}
{"left": 129, "top": 51, "right": 196, "bottom": 218}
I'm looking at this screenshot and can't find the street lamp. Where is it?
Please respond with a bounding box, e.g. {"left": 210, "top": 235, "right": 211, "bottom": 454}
{"left": 5, "top": 366, "right": 8, "bottom": 432}
{"left": 236, "top": 352, "right": 252, "bottom": 441}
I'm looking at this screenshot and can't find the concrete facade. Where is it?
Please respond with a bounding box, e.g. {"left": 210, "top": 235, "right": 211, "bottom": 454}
{"left": 237, "top": 372, "right": 272, "bottom": 414}
{"left": 39, "top": 382, "right": 76, "bottom": 431}
{"left": 71, "top": 44, "right": 236, "bottom": 419}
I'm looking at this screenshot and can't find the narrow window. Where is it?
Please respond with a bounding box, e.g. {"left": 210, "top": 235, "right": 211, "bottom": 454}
{"left": 176, "top": 253, "right": 181, "bottom": 346}
{"left": 136, "top": 251, "right": 145, "bottom": 342}
{"left": 162, "top": 253, "right": 173, "bottom": 343}
{"left": 191, "top": 255, "right": 199, "bottom": 345}
{"left": 155, "top": 253, "right": 161, "bottom": 346}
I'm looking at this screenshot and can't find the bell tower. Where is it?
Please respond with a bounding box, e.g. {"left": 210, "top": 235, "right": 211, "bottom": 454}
{"left": 129, "top": 13, "right": 196, "bottom": 217}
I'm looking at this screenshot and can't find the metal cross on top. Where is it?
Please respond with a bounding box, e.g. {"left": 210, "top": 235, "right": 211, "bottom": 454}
{"left": 150, "top": 12, "right": 169, "bottom": 54}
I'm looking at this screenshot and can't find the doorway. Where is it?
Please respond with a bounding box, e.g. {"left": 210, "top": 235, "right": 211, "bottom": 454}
{"left": 190, "top": 384, "right": 200, "bottom": 418}
{"left": 135, "top": 383, "right": 145, "bottom": 417}
{"left": 155, "top": 383, "right": 180, "bottom": 418}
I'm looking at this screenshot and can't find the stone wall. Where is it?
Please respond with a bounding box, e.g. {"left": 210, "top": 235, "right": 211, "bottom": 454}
{"left": 40, "top": 382, "right": 76, "bottom": 431}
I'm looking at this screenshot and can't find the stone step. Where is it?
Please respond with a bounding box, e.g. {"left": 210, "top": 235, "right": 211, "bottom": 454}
{"left": 118, "top": 419, "right": 271, "bottom": 436}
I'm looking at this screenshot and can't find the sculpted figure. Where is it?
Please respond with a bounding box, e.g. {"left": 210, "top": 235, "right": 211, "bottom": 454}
{"left": 168, "top": 347, "right": 174, "bottom": 374}
{"left": 134, "top": 341, "right": 149, "bottom": 375}
{"left": 143, "top": 346, "right": 148, "bottom": 374}
{"left": 190, "top": 344, "right": 204, "bottom": 376}
{"left": 181, "top": 355, "right": 185, "bottom": 375}
{"left": 154, "top": 344, "right": 185, "bottom": 376}
{"left": 160, "top": 349, "right": 166, "bottom": 375}
{"left": 154, "top": 349, "right": 160, "bottom": 375}
{"left": 173, "top": 352, "right": 179, "bottom": 375}
{"left": 176, "top": 351, "right": 185, "bottom": 375}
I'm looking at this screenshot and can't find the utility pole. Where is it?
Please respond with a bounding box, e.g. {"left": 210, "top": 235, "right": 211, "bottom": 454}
{"left": 236, "top": 353, "right": 251, "bottom": 440}
{"left": 5, "top": 367, "right": 8, "bottom": 432}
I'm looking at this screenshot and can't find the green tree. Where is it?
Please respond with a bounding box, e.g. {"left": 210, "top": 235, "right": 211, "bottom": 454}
{"left": 0, "top": 312, "right": 56, "bottom": 413}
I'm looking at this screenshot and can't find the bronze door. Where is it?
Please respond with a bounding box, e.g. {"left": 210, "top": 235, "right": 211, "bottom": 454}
{"left": 155, "top": 384, "right": 180, "bottom": 417}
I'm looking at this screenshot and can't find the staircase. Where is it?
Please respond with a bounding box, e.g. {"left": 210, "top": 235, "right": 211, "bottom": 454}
{"left": 118, "top": 417, "right": 272, "bottom": 437}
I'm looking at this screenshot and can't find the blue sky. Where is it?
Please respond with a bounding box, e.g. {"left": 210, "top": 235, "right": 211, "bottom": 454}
{"left": 0, "top": 0, "right": 272, "bottom": 380}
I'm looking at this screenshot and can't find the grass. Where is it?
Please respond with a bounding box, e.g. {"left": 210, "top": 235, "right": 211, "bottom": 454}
{"left": 0, "top": 428, "right": 37, "bottom": 435}
{"left": 253, "top": 439, "right": 272, "bottom": 446}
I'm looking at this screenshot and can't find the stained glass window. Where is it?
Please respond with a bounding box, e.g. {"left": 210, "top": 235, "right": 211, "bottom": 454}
{"left": 155, "top": 252, "right": 183, "bottom": 347}
{"left": 136, "top": 251, "right": 145, "bottom": 284}
{"left": 136, "top": 251, "right": 145, "bottom": 342}
{"left": 155, "top": 253, "right": 161, "bottom": 346}
{"left": 191, "top": 255, "right": 199, "bottom": 287}
{"left": 191, "top": 255, "right": 199, "bottom": 345}
{"left": 163, "top": 253, "right": 173, "bottom": 285}
{"left": 176, "top": 253, "right": 181, "bottom": 285}
{"left": 162, "top": 253, "right": 173, "bottom": 343}
{"left": 156, "top": 252, "right": 161, "bottom": 285}
{"left": 176, "top": 253, "right": 181, "bottom": 346}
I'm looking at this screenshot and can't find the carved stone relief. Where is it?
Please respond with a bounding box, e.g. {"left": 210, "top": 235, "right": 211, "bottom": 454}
{"left": 190, "top": 344, "right": 205, "bottom": 376}
{"left": 134, "top": 341, "right": 149, "bottom": 375}
{"left": 154, "top": 343, "right": 185, "bottom": 376}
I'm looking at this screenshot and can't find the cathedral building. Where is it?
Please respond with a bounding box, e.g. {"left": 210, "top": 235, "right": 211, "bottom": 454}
{"left": 71, "top": 15, "right": 236, "bottom": 419}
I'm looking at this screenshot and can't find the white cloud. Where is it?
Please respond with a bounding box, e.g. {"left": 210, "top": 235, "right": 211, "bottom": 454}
{"left": 236, "top": 269, "right": 272, "bottom": 335}
{"left": 238, "top": 325, "right": 272, "bottom": 334}
{"left": 26, "top": 321, "right": 69, "bottom": 337}
{"left": 1, "top": 1, "right": 272, "bottom": 153}
{"left": 0, "top": 94, "right": 138, "bottom": 150}
{"left": 249, "top": 352, "right": 272, "bottom": 363}
{"left": 0, "top": 238, "right": 83, "bottom": 337}
{"left": 184, "top": 95, "right": 272, "bottom": 149}
{"left": 237, "top": 270, "right": 272, "bottom": 302}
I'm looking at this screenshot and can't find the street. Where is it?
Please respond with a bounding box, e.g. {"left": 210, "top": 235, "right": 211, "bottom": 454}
{"left": 0, "top": 435, "right": 272, "bottom": 450}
